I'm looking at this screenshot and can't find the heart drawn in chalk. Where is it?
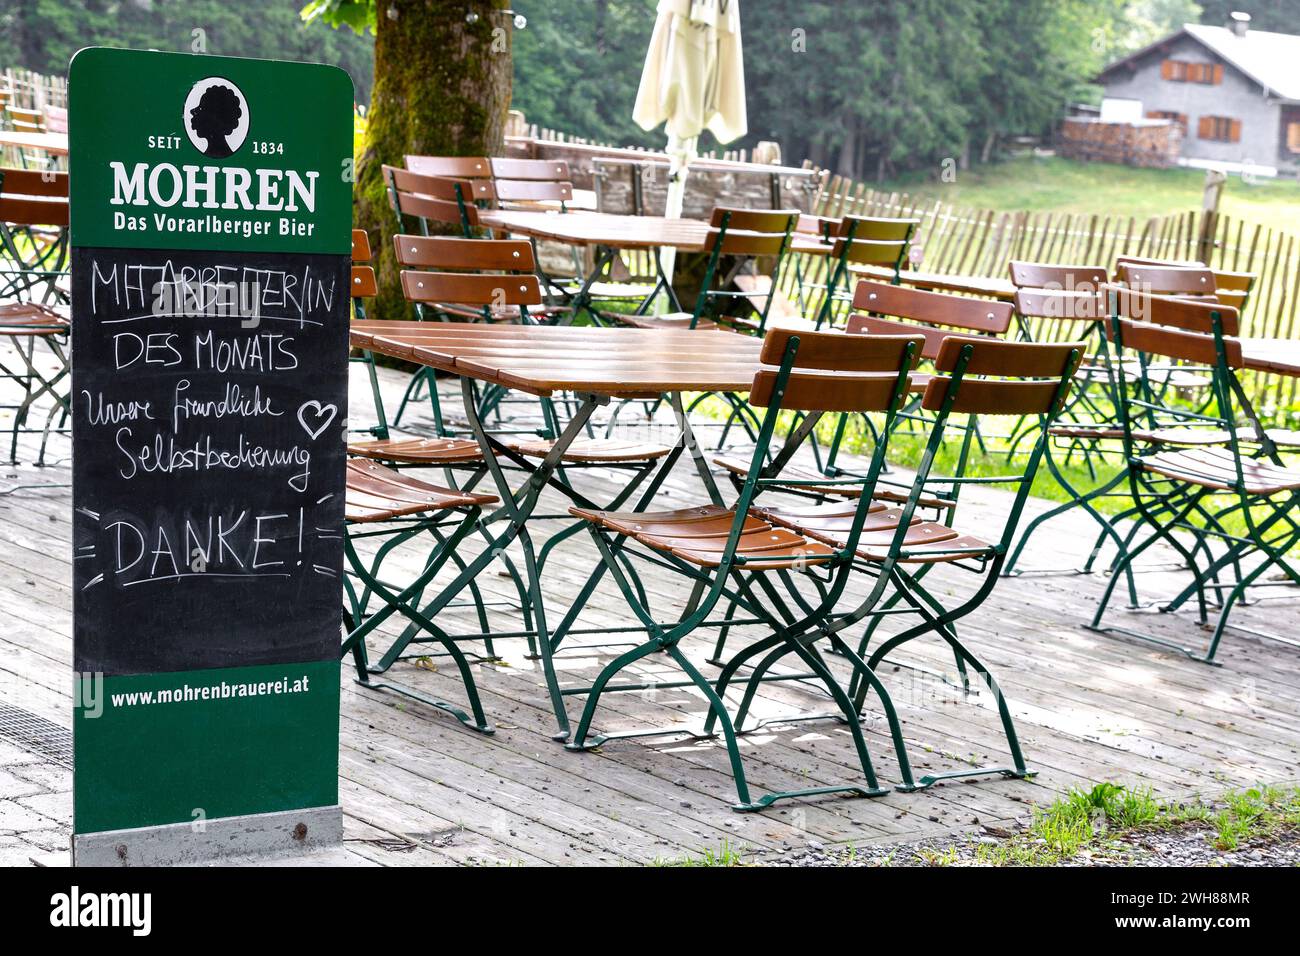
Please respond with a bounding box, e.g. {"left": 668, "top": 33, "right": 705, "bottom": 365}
{"left": 297, "top": 400, "right": 338, "bottom": 441}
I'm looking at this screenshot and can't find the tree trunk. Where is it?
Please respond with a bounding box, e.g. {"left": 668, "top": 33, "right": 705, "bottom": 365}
{"left": 356, "top": 0, "right": 512, "bottom": 320}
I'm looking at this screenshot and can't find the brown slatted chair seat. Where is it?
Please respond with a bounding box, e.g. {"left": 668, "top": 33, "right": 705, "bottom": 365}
{"left": 347, "top": 436, "right": 484, "bottom": 464}
{"left": 507, "top": 436, "right": 673, "bottom": 463}
{"left": 712, "top": 455, "right": 949, "bottom": 508}
{"left": 1140, "top": 426, "right": 1300, "bottom": 448}
{"left": 568, "top": 502, "right": 835, "bottom": 569}
{"left": 345, "top": 459, "right": 498, "bottom": 523}
{"left": 752, "top": 499, "right": 914, "bottom": 534}
{"left": 800, "top": 520, "right": 993, "bottom": 564}
{"left": 1043, "top": 424, "right": 1299, "bottom": 446}
{"left": 0, "top": 302, "right": 68, "bottom": 334}
{"left": 745, "top": 498, "right": 989, "bottom": 564}
{"left": 1139, "top": 447, "right": 1300, "bottom": 495}
{"left": 570, "top": 503, "right": 766, "bottom": 538}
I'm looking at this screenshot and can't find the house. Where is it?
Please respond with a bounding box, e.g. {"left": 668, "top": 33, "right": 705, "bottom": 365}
{"left": 1095, "top": 12, "right": 1300, "bottom": 174}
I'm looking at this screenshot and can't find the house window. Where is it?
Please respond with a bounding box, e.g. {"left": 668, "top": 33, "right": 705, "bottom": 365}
{"left": 1147, "top": 110, "right": 1188, "bottom": 135}
{"left": 1198, "top": 115, "right": 1241, "bottom": 142}
{"left": 1161, "top": 59, "right": 1224, "bottom": 84}
{"left": 1288, "top": 122, "right": 1300, "bottom": 154}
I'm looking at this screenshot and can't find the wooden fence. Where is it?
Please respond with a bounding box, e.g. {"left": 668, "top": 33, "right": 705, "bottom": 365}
{"left": 1, "top": 68, "right": 67, "bottom": 109}
{"left": 785, "top": 177, "right": 1300, "bottom": 410}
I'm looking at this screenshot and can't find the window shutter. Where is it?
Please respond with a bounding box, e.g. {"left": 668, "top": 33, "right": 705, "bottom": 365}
{"left": 1161, "top": 59, "right": 1174, "bottom": 80}
{"left": 1229, "top": 118, "right": 1242, "bottom": 143}
{"left": 1212, "top": 64, "right": 1224, "bottom": 85}
{"left": 1198, "top": 115, "right": 1212, "bottom": 139}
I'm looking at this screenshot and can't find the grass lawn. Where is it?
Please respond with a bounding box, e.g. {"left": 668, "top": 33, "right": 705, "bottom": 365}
{"left": 876, "top": 156, "right": 1300, "bottom": 235}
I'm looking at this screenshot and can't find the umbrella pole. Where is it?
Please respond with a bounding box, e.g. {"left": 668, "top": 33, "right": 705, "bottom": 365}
{"left": 657, "top": 134, "right": 696, "bottom": 310}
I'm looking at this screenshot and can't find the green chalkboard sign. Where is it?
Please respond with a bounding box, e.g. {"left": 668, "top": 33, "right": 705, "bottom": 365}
{"left": 69, "top": 48, "right": 352, "bottom": 864}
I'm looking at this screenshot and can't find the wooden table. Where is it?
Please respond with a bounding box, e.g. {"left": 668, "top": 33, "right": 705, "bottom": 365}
{"left": 0, "top": 131, "right": 68, "bottom": 156}
{"left": 352, "top": 321, "right": 764, "bottom": 397}
{"left": 478, "top": 209, "right": 712, "bottom": 251}
{"left": 1241, "top": 337, "right": 1300, "bottom": 378}
{"left": 350, "top": 323, "right": 778, "bottom": 737}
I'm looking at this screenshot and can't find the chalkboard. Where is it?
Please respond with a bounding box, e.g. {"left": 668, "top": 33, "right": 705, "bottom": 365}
{"left": 71, "top": 246, "right": 349, "bottom": 674}
{"left": 68, "top": 48, "right": 353, "bottom": 852}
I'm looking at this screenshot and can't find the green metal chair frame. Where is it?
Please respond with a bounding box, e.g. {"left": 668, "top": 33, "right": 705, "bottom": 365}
{"left": 1087, "top": 287, "right": 1300, "bottom": 663}
{"left": 563, "top": 327, "right": 922, "bottom": 810}
{"left": 709, "top": 337, "right": 1084, "bottom": 791}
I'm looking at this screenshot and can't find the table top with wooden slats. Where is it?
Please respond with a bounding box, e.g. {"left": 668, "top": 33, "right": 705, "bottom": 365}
{"left": 1241, "top": 338, "right": 1300, "bottom": 378}
{"left": 351, "top": 322, "right": 768, "bottom": 396}
{"left": 478, "top": 209, "right": 714, "bottom": 251}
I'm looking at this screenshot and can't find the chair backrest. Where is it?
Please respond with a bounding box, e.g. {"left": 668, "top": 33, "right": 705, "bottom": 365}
{"left": 922, "top": 339, "right": 1084, "bottom": 416}
{"left": 749, "top": 330, "right": 922, "bottom": 412}
{"left": 831, "top": 215, "right": 915, "bottom": 266}
{"left": 1114, "top": 254, "right": 1255, "bottom": 310}
{"left": 405, "top": 155, "right": 492, "bottom": 179}
{"left": 386, "top": 165, "right": 494, "bottom": 202}
{"left": 838, "top": 215, "right": 917, "bottom": 243}
{"left": 492, "top": 178, "right": 573, "bottom": 204}
{"left": 399, "top": 270, "right": 542, "bottom": 307}
{"left": 1013, "top": 287, "right": 1105, "bottom": 323}
{"left": 705, "top": 206, "right": 798, "bottom": 256}
{"left": 383, "top": 164, "right": 481, "bottom": 230}
{"left": 351, "top": 229, "right": 371, "bottom": 262}
{"left": 1116, "top": 261, "right": 1217, "bottom": 298}
{"left": 1008, "top": 261, "right": 1108, "bottom": 291}
{"left": 1212, "top": 269, "right": 1255, "bottom": 310}
{"left": 851, "top": 279, "right": 1013, "bottom": 338}
{"left": 489, "top": 157, "right": 570, "bottom": 181}
{"left": 1107, "top": 317, "right": 1243, "bottom": 368}
{"left": 845, "top": 312, "right": 983, "bottom": 360}
{"left": 0, "top": 168, "right": 68, "bottom": 197}
{"left": 1102, "top": 284, "right": 1240, "bottom": 336}
{"left": 393, "top": 234, "right": 536, "bottom": 272}
{"left": 0, "top": 167, "right": 69, "bottom": 227}
{"left": 6, "top": 106, "right": 44, "bottom": 133}
{"left": 347, "top": 230, "right": 377, "bottom": 312}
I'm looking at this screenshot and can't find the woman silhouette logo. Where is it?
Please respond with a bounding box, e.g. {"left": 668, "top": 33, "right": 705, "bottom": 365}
{"left": 182, "top": 78, "right": 249, "bottom": 158}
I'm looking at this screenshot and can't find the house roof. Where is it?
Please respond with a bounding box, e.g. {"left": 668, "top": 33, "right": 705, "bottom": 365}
{"left": 1097, "top": 24, "right": 1300, "bottom": 102}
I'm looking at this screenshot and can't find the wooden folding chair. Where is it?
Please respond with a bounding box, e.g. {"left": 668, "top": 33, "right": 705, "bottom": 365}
{"left": 613, "top": 206, "right": 799, "bottom": 333}
{"left": 346, "top": 229, "right": 485, "bottom": 470}
{"left": 565, "top": 328, "right": 923, "bottom": 809}
{"left": 712, "top": 338, "right": 1084, "bottom": 792}
{"left": 383, "top": 165, "right": 484, "bottom": 238}
{"left": 806, "top": 215, "right": 918, "bottom": 328}
{"left": 1114, "top": 254, "right": 1257, "bottom": 313}
{"left": 0, "top": 168, "right": 70, "bottom": 470}
{"left": 341, "top": 458, "right": 504, "bottom": 732}
{"left": 812, "top": 278, "right": 1014, "bottom": 477}
{"left": 1089, "top": 288, "right": 1300, "bottom": 662}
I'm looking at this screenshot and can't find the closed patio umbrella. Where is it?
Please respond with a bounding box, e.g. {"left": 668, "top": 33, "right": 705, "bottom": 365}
{"left": 633, "top": 0, "right": 746, "bottom": 283}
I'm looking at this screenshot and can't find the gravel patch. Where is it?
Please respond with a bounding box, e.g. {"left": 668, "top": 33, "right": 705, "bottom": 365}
{"left": 756, "top": 820, "right": 1300, "bottom": 867}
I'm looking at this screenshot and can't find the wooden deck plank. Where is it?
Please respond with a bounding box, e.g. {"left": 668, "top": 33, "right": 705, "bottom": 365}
{"left": 2, "top": 348, "right": 1299, "bottom": 866}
